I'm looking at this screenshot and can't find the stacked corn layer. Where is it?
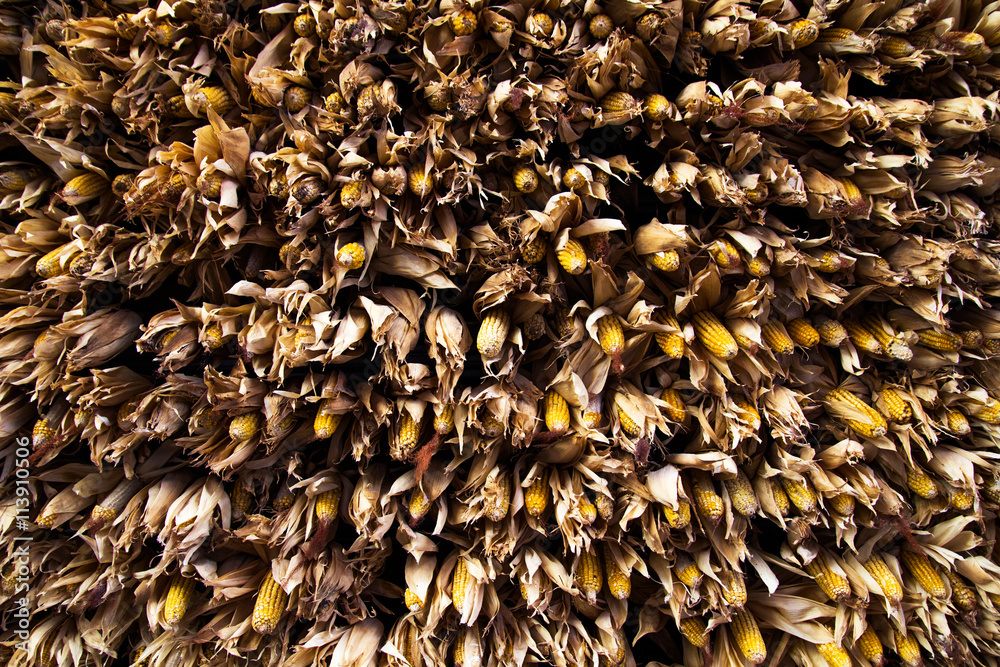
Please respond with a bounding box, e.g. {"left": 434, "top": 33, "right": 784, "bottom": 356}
{"left": 2, "top": 0, "right": 1000, "bottom": 666}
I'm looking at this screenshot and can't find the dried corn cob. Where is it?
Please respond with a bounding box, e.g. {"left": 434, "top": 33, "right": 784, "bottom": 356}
{"left": 521, "top": 236, "right": 546, "bottom": 263}
{"left": 654, "top": 312, "right": 685, "bottom": 358}
{"left": 692, "top": 311, "right": 738, "bottom": 360}
{"left": 90, "top": 477, "right": 142, "bottom": 527}
{"left": 722, "top": 571, "right": 747, "bottom": 607}
{"left": 575, "top": 548, "right": 603, "bottom": 603}
{"left": 781, "top": 476, "right": 818, "bottom": 513}
{"left": 660, "top": 388, "right": 687, "bottom": 422}
{"left": 477, "top": 309, "right": 510, "bottom": 357}
{"left": 917, "top": 329, "right": 962, "bottom": 352}
{"left": 787, "top": 318, "right": 819, "bottom": 347}
{"left": 900, "top": 550, "right": 946, "bottom": 598}
{"left": 525, "top": 469, "right": 550, "bottom": 517}
{"left": 816, "top": 318, "right": 849, "bottom": 346}
{"left": 397, "top": 411, "right": 420, "bottom": 455}
{"left": 857, "top": 626, "right": 884, "bottom": 666}
{"left": 769, "top": 478, "right": 790, "bottom": 516}
{"left": 452, "top": 557, "right": 470, "bottom": 613}
{"left": 949, "top": 487, "right": 974, "bottom": 510}
{"left": 557, "top": 238, "right": 587, "bottom": 274}
{"left": 451, "top": 9, "right": 478, "bottom": 35}
{"left": 662, "top": 499, "right": 692, "bottom": 529}
{"left": 947, "top": 571, "right": 977, "bottom": 611}
{"left": 828, "top": 494, "right": 855, "bottom": 516}
{"left": 826, "top": 388, "right": 888, "bottom": 438}
{"left": 544, "top": 390, "right": 570, "bottom": 433}
{"left": 761, "top": 321, "right": 794, "bottom": 354}
{"left": 881, "top": 387, "right": 912, "bottom": 423}
{"left": 907, "top": 468, "right": 938, "bottom": 499}
{"left": 229, "top": 412, "right": 263, "bottom": 441}
{"left": 959, "top": 329, "right": 984, "bottom": 349}
{"left": 945, "top": 409, "right": 971, "bottom": 435}
{"left": 975, "top": 397, "right": 1000, "bottom": 424}
{"left": 164, "top": 575, "right": 196, "bottom": 626}
{"left": 725, "top": 472, "right": 759, "bottom": 517}
{"left": 603, "top": 546, "right": 630, "bottom": 599}
{"left": 674, "top": 553, "right": 702, "bottom": 588}
{"left": 843, "top": 318, "right": 884, "bottom": 355}
{"left": 804, "top": 553, "right": 851, "bottom": 601}
{"left": 597, "top": 314, "right": 624, "bottom": 356}
{"left": 816, "top": 641, "right": 851, "bottom": 667}
{"left": 731, "top": 609, "right": 767, "bottom": 665}
{"left": 409, "top": 486, "right": 432, "bottom": 521}
{"left": 251, "top": 571, "right": 288, "bottom": 634}
{"left": 692, "top": 474, "right": 724, "bottom": 523}
{"left": 680, "top": 617, "right": 709, "bottom": 647}
{"left": 336, "top": 242, "right": 366, "bottom": 270}
{"left": 404, "top": 588, "right": 422, "bottom": 611}
{"left": 513, "top": 166, "right": 539, "bottom": 194}
{"left": 893, "top": 629, "right": 923, "bottom": 667}
{"left": 314, "top": 401, "right": 343, "bottom": 439}
{"left": 485, "top": 472, "right": 511, "bottom": 521}
{"left": 861, "top": 314, "right": 912, "bottom": 360}
{"left": 707, "top": 238, "right": 740, "bottom": 269}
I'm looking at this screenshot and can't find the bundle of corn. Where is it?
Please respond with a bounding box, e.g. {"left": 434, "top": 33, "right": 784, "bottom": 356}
{"left": 4, "top": 0, "right": 1000, "bottom": 666}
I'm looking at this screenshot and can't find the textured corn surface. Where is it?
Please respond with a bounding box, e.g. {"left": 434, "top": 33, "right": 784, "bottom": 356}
{"left": 525, "top": 470, "right": 549, "bottom": 517}
{"left": 452, "top": 557, "right": 470, "bottom": 613}
{"left": 597, "top": 314, "right": 624, "bottom": 356}
{"left": 826, "top": 388, "right": 888, "bottom": 438}
{"left": 575, "top": 549, "right": 602, "bottom": 603}
{"left": 907, "top": 468, "right": 938, "bottom": 499}
{"left": 781, "top": 476, "right": 818, "bottom": 513}
{"left": 724, "top": 472, "right": 759, "bottom": 517}
{"left": 693, "top": 475, "right": 724, "bottom": 523}
{"left": 679, "top": 617, "right": 708, "bottom": 647}
{"left": 881, "top": 387, "right": 912, "bottom": 423}
{"left": 692, "top": 311, "right": 738, "bottom": 360}
{"left": 857, "top": 626, "right": 884, "bottom": 665}
{"left": 557, "top": 238, "right": 588, "bottom": 274}
{"left": 732, "top": 609, "right": 767, "bottom": 665}
{"left": 251, "top": 572, "right": 288, "bottom": 634}
{"left": 229, "top": 413, "right": 263, "bottom": 441}
{"left": 804, "top": 554, "right": 850, "bottom": 601}
{"left": 900, "top": 550, "right": 947, "bottom": 598}
{"left": 660, "top": 387, "right": 686, "bottom": 422}
{"left": 477, "top": 310, "right": 510, "bottom": 357}
{"left": 164, "top": 575, "right": 195, "bottom": 626}
{"left": 544, "top": 390, "right": 570, "bottom": 432}
{"left": 787, "top": 318, "right": 819, "bottom": 347}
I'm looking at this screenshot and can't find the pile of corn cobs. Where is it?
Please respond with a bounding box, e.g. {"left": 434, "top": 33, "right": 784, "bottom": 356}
{"left": 3, "top": 0, "right": 1000, "bottom": 665}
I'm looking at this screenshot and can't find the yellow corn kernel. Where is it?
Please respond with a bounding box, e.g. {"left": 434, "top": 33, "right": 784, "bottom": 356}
{"left": 786, "top": 318, "right": 819, "bottom": 347}
{"left": 945, "top": 409, "right": 971, "bottom": 435}
{"left": 409, "top": 486, "right": 432, "bottom": 521}
{"left": 843, "top": 318, "right": 884, "bottom": 355}
{"left": 408, "top": 165, "right": 434, "bottom": 197}
{"left": 484, "top": 472, "right": 511, "bottom": 521}
{"left": 397, "top": 411, "right": 420, "bottom": 455}
{"left": 692, "top": 474, "right": 724, "bottom": 524}
{"left": 880, "top": 35, "right": 916, "bottom": 57}
{"left": 733, "top": 398, "right": 762, "bottom": 429}
{"left": 959, "top": 329, "right": 984, "bottom": 349}
{"left": 881, "top": 387, "right": 912, "bottom": 423}
{"left": 557, "top": 238, "right": 587, "bottom": 274}
{"left": 272, "top": 485, "right": 294, "bottom": 512}
{"left": 643, "top": 93, "right": 671, "bottom": 121}
{"left": 293, "top": 13, "right": 316, "bottom": 37}
{"left": 662, "top": 499, "right": 691, "bottom": 529}
{"left": 731, "top": 609, "right": 767, "bottom": 665}
{"left": 452, "top": 557, "right": 471, "bottom": 613}
{"left": 674, "top": 553, "right": 702, "bottom": 588}
{"left": 692, "top": 311, "right": 738, "bottom": 360}
{"left": 164, "top": 574, "right": 196, "bottom": 626}
{"left": 230, "top": 478, "right": 251, "bottom": 514}
{"left": 32, "top": 417, "right": 55, "bottom": 449}
{"left": 654, "top": 312, "right": 685, "bottom": 359}
{"left": 252, "top": 571, "right": 288, "bottom": 634}
{"left": 282, "top": 85, "right": 311, "bottom": 113}
{"left": 336, "top": 242, "right": 366, "bottom": 270}
{"left": 680, "top": 617, "right": 709, "bottom": 648}
{"left": 316, "top": 488, "right": 340, "bottom": 522}
{"left": 828, "top": 494, "right": 855, "bottom": 516}
{"left": 647, "top": 249, "right": 680, "bottom": 271}
{"left": 746, "top": 255, "right": 770, "bottom": 276}
{"left": 562, "top": 167, "right": 586, "bottom": 190}
{"left": 781, "top": 476, "right": 817, "bottom": 513}
{"left": 314, "top": 401, "right": 343, "bottom": 439}
{"left": 917, "top": 329, "right": 962, "bottom": 352}
{"left": 597, "top": 314, "right": 624, "bottom": 356}
{"left": 724, "top": 472, "right": 759, "bottom": 517}
{"left": 722, "top": 571, "right": 747, "bottom": 607}
{"left": 616, "top": 402, "right": 643, "bottom": 437}
{"left": 907, "top": 468, "right": 938, "bottom": 500}
{"left": 856, "top": 626, "right": 884, "bottom": 666}
{"left": 404, "top": 588, "right": 423, "bottom": 611}
{"left": 0, "top": 165, "right": 41, "bottom": 190}
{"left": 521, "top": 237, "right": 547, "bottom": 264}
{"left": 477, "top": 309, "right": 510, "bottom": 357}
{"left": 62, "top": 173, "right": 109, "bottom": 202}
{"left": 816, "top": 642, "right": 851, "bottom": 667}
{"left": 893, "top": 629, "right": 922, "bottom": 667}
{"left": 862, "top": 555, "right": 903, "bottom": 604}
{"left": 525, "top": 469, "right": 550, "bottom": 517}
{"left": 434, "top": 405, "right": 454, "bottom": 434}
{"left": 480, "top": 412, "right": 503, "bottom": 437}
{"left": 601, "top": 91, "right": 638, "bottom": 114}
{"left": 148, "top": 20, "right": 178, "bottom": 45}
{"left": 826, "top": 388, "right": 888, "bottom": 438}
{"left": 804, "top": 553, "right": 851, "bottom": 602}
{"left": 900, "top": 550, "right": 947, "bottom": 599}
{"left": 815, "top": 318, "right": 849, "bottom": 346}
{"left": 761, "top": 321, "right": 794, "bottom": 354}
{"left": 589, "top": 13, "right": 614, "bottom": 39}
{"left": 660, "top": 387, "right": 687, "bottom": 423}
{"left": 950, "top": 487, "right": 975, "bottom": 510}
{"left": 861, "top": 314, "right": 912, "bottom": 360}
{"left": 769, "top": 478, "right": 790, "bottom": 516}
{"left": 603, "top": 545, "right": 630, "bottom": 599}
{"left": 818, "top": 27, "right": 858, "bottom": 43}
{"left": 451, "top": 9, "right": 478, "bottom": 35}
{"left": 229, "top": 412, "right": 263, "bottom": 441}
{"left": 947, "top": 571, "right": 977, "bottom": 611}
{"left": 513, "top": 165, "right": 539, "bottom": 193}
{"left": 544, "top": 390, "right": 570, "bottom": 433}
{"left": 975, "top": 397, "right": 1000, "bottom": 424}
{"left": 789, "top": 18, "right": 819, "bottom": 48}
{"left": 575, "top": 548, "right": 603, "bottom": 603}
{"left": 338, "top": 180, "right": 363, "bottom": 208}
{"left": 708, "top": 239, "right": 741, "bottom": 269}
